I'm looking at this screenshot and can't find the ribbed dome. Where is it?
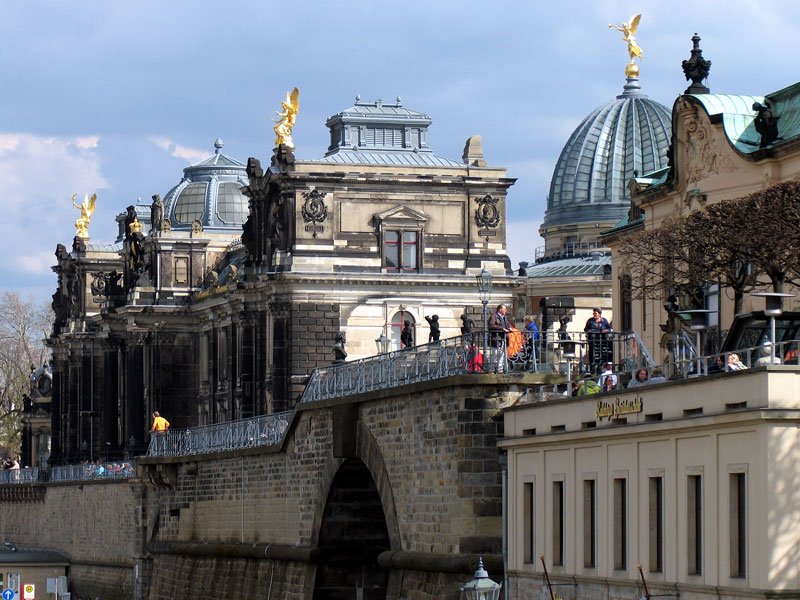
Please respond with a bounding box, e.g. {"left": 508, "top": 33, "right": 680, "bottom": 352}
{"left": 163, "top": 139, "right": 249, "bottom": 232}
{"left": 543, "top": 78, "right": 672, "bottom": 228}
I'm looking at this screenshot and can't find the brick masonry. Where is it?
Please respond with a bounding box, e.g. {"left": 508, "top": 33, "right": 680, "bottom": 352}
{"left": 1, "top": 377, "right": 527, "bottom": 599}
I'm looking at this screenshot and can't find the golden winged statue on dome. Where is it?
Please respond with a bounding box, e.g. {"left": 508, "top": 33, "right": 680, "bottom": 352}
{"left": 273, "top": 87, "right": 300, "bottom": 149}
{"left": 609, "top": 14, "right": 643, "bottom": 76}
{"left": 71, "top": 192, "right": 97, "bottom": 238}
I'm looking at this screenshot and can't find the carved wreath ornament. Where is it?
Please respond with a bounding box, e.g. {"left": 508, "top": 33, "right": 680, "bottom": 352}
{"left": 301, "top": 189, "right": 328, "bottom": 224}
{"left": 474, "top": 194, "right": 500, "bottom": 229}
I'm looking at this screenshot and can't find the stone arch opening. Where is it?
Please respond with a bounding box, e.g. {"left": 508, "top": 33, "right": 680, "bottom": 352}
{"left": 313, "top": 458, "right": 390, "bottom": 600}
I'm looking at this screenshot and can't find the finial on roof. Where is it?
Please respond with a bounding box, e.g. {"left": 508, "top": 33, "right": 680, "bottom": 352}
{"left": 214, "top": 138, "right": 224, "bottom": 154}
{"left": 396, "top": 96, "right": 403, "bottom": 106}
{"left": 355, "top": 94, "right": 361, "bottom": 104}
{"left": 681, "top": 33, "right": 712, "bottom": 94}
{"left": 609, "top": 14, "right": 643, "bottom": 79}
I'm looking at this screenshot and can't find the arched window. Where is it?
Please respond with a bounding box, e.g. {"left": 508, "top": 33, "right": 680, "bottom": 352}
{"left": 390, "top": 311, "right": 414, "bottom": 351}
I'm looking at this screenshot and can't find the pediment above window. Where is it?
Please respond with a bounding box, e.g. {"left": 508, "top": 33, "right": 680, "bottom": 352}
{"left": 374, "top": 205, "right": 428, "bottom": 229}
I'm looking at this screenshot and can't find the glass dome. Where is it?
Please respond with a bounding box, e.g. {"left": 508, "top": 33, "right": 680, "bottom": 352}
{"left": 543, "top": 77, "right": 672, "bottom": 229}
{"left": 163, "top": 139, "right": 249, "bottom": 232}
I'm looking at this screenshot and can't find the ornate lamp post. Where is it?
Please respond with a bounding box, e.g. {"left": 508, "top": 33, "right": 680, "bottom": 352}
{"left": 460, "top": 557, "right": 501, "bottom": 600}
{"left": 752, "top": 292, "right": 795, "bottom": 363}
{"left": 476, "top": 268, "right": 493, "bottom": 361}
{"left": 375, "top": 332, "right": 390, "bottom": 354}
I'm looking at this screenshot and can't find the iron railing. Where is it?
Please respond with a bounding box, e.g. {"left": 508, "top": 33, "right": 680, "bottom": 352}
{"left": 299, "top": 330, "right": 654, "bottom": 404}
{"left": 0, "top": 468, "right": 39, "bottom": 484}
{"left": 50, "top": 462, "right": 134, "bottom": 482}
{"left": 146, "top": 411, "right": 291, "bottom": 458}
{"left": 0, "top": 463, "right": 135, "bottom": 485}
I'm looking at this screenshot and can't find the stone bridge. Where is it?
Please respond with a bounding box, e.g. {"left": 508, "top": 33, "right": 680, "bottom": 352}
{"left": 0, "top": 373, "right": 553, "bottom": 600}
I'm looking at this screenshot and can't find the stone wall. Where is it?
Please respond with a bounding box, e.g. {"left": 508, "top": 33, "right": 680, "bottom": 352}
{"left": 0, "top": 480, "right": 139, "bottom": 600}
{"left": 139, "top": 377, "right": 521, "bottom": 600}
{"left": 0, "top": 376, "right": 534, "bottom": 599}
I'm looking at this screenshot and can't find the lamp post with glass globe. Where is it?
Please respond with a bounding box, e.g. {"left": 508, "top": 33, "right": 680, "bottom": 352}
{"left": 752, "top": 292, "right": 795, "bottom": 364}
{"left": 459, "top": 557, "right": 501, "bottom": 600}
{"left": 476, "top": 268, "right": 493, "bottom": 362}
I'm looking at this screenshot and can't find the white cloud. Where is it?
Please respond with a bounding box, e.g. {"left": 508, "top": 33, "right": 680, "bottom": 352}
{"left": 147, "top": 136, "right": 207, "bottom": 164}
{"left": 0, "top": 133, "right": 109, "bottom": 278}
{"left": 18, "top": 251, "right": 57, "bottom": 274}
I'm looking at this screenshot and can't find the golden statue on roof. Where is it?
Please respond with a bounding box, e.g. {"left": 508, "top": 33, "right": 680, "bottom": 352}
{"left": 72, "top": 192, "right": 97, "bottom": 238}
{"left": 609, "top": 14, "right": 643, "bottom": 77}
{"left": 273, "top": 87, "right": 300, "bottom": 149}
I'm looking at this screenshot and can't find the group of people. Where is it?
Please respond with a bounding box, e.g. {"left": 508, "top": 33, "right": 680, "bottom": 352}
{"left": 572, "top": 363, "right": 668, "bottom": 396}
{"left": 2, "top": 456, "right": 19, "bottom": 470}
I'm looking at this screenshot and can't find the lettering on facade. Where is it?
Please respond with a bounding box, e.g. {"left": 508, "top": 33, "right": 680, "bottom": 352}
{"left": 596, "top": 396, "right": 643, "bottom": 421}
{"left": 478, "top": 229, "right": 497, "bottom": 238}
{"left": 304, "top": 224, "right": 324, "bottom": 234}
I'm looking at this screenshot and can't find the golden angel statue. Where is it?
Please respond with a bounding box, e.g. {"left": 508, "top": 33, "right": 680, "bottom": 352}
{"left": 273, "top": 87, "right": 300, "bottom": 149}
{"left": 72, "top": 192, "right": 97, "bottom": 238}
{"left": 609, "top": 14, "right": 643, "bottom": 68}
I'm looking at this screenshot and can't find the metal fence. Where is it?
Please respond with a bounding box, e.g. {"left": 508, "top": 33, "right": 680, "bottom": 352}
{"left": 0, "top": 463, "right": 135, "bottom": 485}
{"left": 0, "top": 468, "right": 39, "bottom": 484}
{"left": 146, "top": 411, "right": 291, "bottom": 458}
{"left": 50, "top": 462, "right": 134, "bottom": 482}
{"left": 299, "top": 330, "right": 654, "bottom": 404}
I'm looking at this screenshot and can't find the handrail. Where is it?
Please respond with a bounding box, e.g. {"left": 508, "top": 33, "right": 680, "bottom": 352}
{"left": 300, "top": 330, "right": 652, "bottom": 404}
{"left": 146, "top": 411, "right": 292, "bottom": 458}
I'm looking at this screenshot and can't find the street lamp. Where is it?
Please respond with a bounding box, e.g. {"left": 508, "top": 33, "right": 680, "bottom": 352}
{"left": 476, "top": 268, "right": 493, "bottom": 361}
{"left": 375, "top": 333, "right": 390, "bottom": 354}
{"left": 752, "top": 292, "right": 795, "bottom": 364}
{"left": 460, "top": 557, "right": 501, "bottom": 600}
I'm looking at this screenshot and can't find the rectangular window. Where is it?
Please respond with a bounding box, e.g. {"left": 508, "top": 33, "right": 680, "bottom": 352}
{"left": 583, "top": 480, "right": 596, "bottom": 568}
{"left": 524, "top": 482, "right": 534, "bottom": 564}
{"left": 614, "top": 478, "right": 627, "bottom": 570}
{"left": 384, "top": 231, "right": 399, "bottom": 270}
{"left": 649, "top": 477, "right": 664, "bottom": 573}
{"left": 383, "top": 229, "right": 419, "bottom": 272}
{"left": 687, "top": 474, "right": 703, "bottom": 575}
{"left": 552, "top": 481, "right": 564, "bottom": 566}
{"left": 730, "top": 473, "right": 746, "bottom": 578}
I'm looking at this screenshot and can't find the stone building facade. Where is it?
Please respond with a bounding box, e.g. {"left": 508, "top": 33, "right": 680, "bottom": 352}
{"left": 47, "top": 98, "right": 516, "bottom": 464}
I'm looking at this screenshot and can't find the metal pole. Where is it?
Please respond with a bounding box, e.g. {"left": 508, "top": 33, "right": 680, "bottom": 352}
{"left": 696, "top": 330, "right": 702, "bottom": 376}
{"left": 771, "top": 315, "right": 777, "bottom": 364}
{"left": 482, "top": 300, "right": 488, "bottom": 366}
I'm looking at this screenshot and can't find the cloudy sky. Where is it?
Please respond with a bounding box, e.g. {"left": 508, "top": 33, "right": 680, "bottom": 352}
{"left": 2, "top": 0, "right": 798, "bottom": 302}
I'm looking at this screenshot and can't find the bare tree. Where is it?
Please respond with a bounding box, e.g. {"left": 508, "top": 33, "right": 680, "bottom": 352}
{"left": 619, "top": 216, "right": 712, "bottom": 305}
{"left": 733, "top": 180, "right": 800, "bottom": 293}
{"left": 0, "top": 292, "right": 51, "bottom": 456}
{"left": 621, "top": 180, "right": 800, "bottom": 321}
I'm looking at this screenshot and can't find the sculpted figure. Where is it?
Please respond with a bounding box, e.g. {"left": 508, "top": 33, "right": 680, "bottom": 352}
{"left": 609, "top": 14, "right": 643, "bottom": 63}
{"left": 72, "top": 193, "right": 97, "bottom": 238}
{"left": 273, "top": 87, "right": 300, "bottom": 149}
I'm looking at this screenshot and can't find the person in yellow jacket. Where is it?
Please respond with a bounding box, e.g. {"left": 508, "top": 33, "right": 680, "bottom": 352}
{"left": 151, "top": 411, "right": 170, "bottom": 432}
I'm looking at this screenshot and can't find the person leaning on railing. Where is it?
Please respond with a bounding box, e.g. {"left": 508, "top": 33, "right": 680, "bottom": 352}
{"left": 151, "top": 411, "right": 170, "bottom": 433}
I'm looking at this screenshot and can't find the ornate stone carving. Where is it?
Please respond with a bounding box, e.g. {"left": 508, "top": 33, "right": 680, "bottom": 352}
{"left": 681, "top": 34, "right": 711, "bottom": 94}
{"left": 474, "top": 194, "right": 501, "bottom": 228}
{"left": 268, "top": 300, "right": 291, "bottom": 319}
{"left": 679, "top": 100, "right": 735, "bottom": 185}
{"left": 301, "top": 189, "right": 328, "bottom": 238}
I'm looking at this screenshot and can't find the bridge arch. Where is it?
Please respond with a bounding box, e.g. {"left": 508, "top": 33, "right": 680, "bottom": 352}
{"left": 310, "top": 420, "right": 401, "bottom": 600}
